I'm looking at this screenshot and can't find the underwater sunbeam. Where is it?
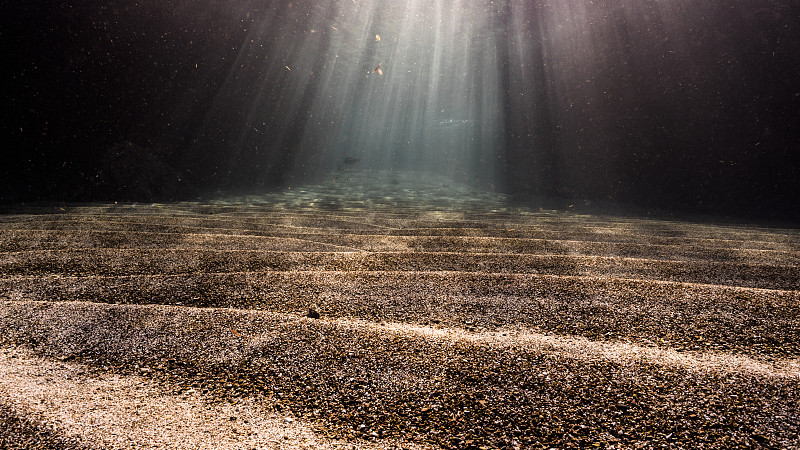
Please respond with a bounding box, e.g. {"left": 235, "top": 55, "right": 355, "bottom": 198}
{"left": 202, "top": 0, "right": 505, "bottom": 189}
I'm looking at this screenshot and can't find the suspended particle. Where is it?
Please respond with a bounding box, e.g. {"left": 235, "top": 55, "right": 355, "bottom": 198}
{"left": 373, "top": 63, "right": 381, "bottom": 73}
{"left": 375, "top": 34, "right": 380, "bottom": 42}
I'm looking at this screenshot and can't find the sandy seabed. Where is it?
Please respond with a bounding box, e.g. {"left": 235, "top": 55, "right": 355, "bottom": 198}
{"left": 1, "top": 176, "right": 799, "bottom": 449}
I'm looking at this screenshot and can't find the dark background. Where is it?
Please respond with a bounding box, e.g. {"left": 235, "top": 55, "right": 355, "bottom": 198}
{"left": 3, "top": 0, "right": 799, "bottom": 221}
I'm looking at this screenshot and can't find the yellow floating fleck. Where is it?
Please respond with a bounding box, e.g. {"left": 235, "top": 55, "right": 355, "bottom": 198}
{"left": 375, "top": 34, "right": 380, "bottom": 42}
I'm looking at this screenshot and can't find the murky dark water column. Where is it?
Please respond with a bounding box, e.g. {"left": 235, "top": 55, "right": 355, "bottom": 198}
{"left": 5, "top": 0, "right": 798, "bottom": 217}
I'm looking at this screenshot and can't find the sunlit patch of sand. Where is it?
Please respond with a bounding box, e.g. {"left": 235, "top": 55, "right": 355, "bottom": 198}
{"left": 336, "top": 317, "right": 800, "bottom": 379}
{"left": 4, "top": 300, "right": 797, "bottom": 381}
{"left": 0, "top": 347, "right": 431, "bottom": 450}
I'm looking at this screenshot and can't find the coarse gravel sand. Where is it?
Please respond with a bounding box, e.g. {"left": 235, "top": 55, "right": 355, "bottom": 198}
{"left": 1, "top": 175, "right": 799, "bottom": 449}
{"left": 0, "top": 346, "right": 430, "bottom": 450}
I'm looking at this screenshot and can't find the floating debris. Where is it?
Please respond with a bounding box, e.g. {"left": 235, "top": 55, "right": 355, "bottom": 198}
{"left": 373, "top": 63, "right": 381, "bottom": 73}
{"left": 343, "top": 157, "right": 360, "bottom": 165}
{"left": 375, "top": 34, "right": 380, "bottom": 42}
{"left": 437, "top": 119, "right": 471, "bottom": 128}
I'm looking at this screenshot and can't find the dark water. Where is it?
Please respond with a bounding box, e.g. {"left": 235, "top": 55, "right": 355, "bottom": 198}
{"left": 3, "top": 0, "right": 799, "bottom": 221}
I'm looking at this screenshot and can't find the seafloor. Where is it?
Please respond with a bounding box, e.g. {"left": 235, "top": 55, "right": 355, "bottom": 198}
{"left": 1, "top": 171, "right": 798, "bottom": 449}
